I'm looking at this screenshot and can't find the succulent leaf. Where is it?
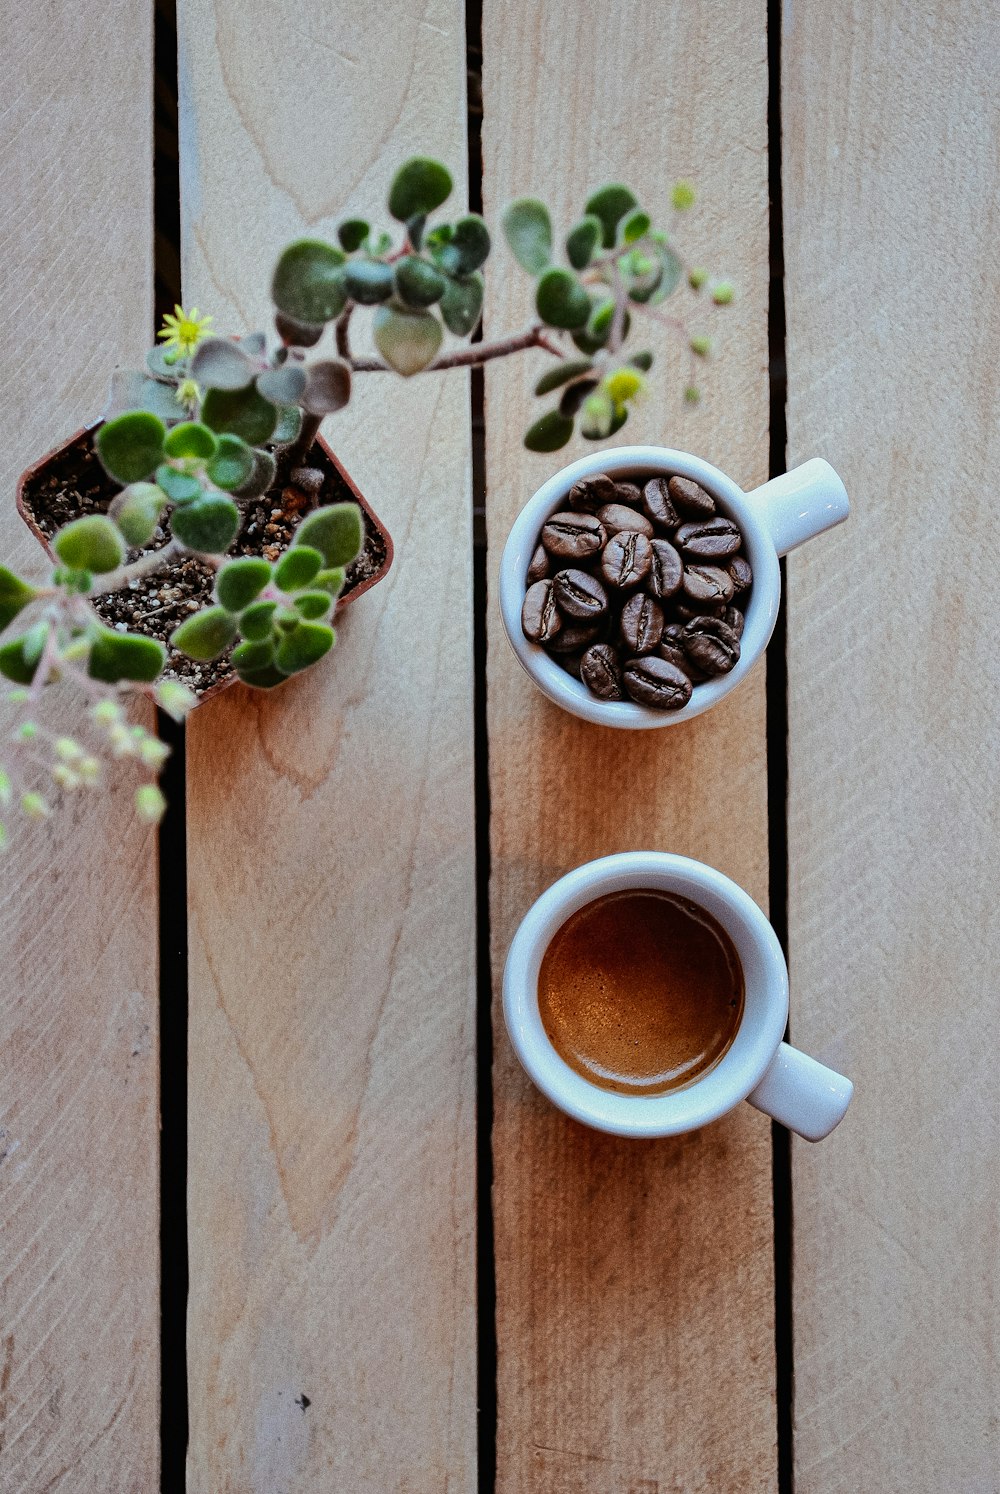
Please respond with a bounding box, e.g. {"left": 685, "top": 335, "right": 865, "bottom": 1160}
{"left": 156, "top": 465, "right": 203, "bottom": 503}
{"left": 238, "top": 599, "right": 278, "bottom": 640}
{"left": 54, "top": 515, "right": 125, "bottom": 574}
{"left": 0, "top": 632, "right": 41, "bottom": 683}
{"left": 293, "top": 503, "right": 363, "bottom": 568}
{"left": 215, "top": 556, "right": 271, "bottom": 612}
{"left": 272, "top": 405, "right": 304, "bottom": 445}
{"left": 584, "top": 184, "right": 639, "bottom": 248}
{"left": 97, "top": 411, "right": 166, "bottom": 484}
{"left": 206, "top": 433, "right": 256, "bottom": 492}
{"left": 558, "top": 378, "right": 599, "bottom": 417}
{"left": 439, "top": 273, "right": 484, "bottom": 337}
{"left": 646, "top": 245, "right": 682, "bottom": 303}
{"left": 232, "top": 638, "right": 275, "bottom": 672}
{"left": 565, "top": 215, "right": 602, "bottom": 270}
{"left": 274, "top": 312, "right": 325, "bottom": 347}
{"left": 436, "top": 214, "right": 490, "bottom": 276}
{"left": 274, "top": 620, "right": 335, "bottom": 674}
{"left": 201, "top": 385, "right": 278, "bottom": 445}
{"left": 343, "top": 260, "right": 395, "bottom": 305}
{"left": 300, "top": 359, "right": 352, "bottom": 416}
{"left": 163, "top": 421, "right": 218, "bottom": 460}
{"left": 274, "top": 545, "right": 323, "bottom": 591}
{"left": 257, "top": 365, "right": 307, "bottom": 405}
{"left": 388, "top": 157, "right": 453, "bottom": 221}
{"left": 232, "top": 448, "right": 278, "bottom": 499}
{"left": 501, "top": 198, "right": 552, "bottom": 274}
{"left": 534, "top": 358, "right": 594, "bottom": 396}
{"left": 372, "top": 305, "right": 443, "bottom": 375}
{"left": 236, "top": 662, "right": 288, "bottom": 689}
{"left": 314, "top": 566, "right": 346, "bottom": 599}
{"left": 170, "top": 606, "right": 238, "bottom": 661}
{"left": 88, "top": 629, "right": 166, "bottom": 683}
{"left": 535, "top": 267, "right": 590, "bottom": 330}
{"left": 394, "top": 256, "right": 447, "bottom": 308}
{"left": 0, "top": 567, "right": 37, "bottom": 634}
{"left": 170, "top": 495, "right": 240, "bottom": 553}
{"left": 293, "top": 590, "right": 334, "bottom": 619}
{"left": 109, "top": 483, "right": 167, "bottom": 547}
{"left": 190, "top": 337, "right": 254, "bottom": 391}
{"left": 629, "top": 350, "right": 654, "bottom": 371}
{"left": 523, "top": 409, "right": 574, "bottom": 452}
{"left": 337, "top": 218, "right": 370, "bottom": 252}
{"left": 621, "top": 209, "right": 651, "bottom": 243}
{"left": 272, "top": 239, "right": 347, "bottom": 324}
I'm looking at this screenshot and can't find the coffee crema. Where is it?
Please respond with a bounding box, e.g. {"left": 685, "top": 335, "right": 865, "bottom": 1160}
{"left": 538, "top": 889, "right": 744, "bottom": 1097}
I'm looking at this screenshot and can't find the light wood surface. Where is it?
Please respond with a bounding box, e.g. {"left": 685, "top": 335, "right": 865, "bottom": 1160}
{"left": 179, "top": 0, "right": 478, "bottom": 1487}
{"left": 783, "top": 2, "right": 1000, "bottom": 1489}
{"left": 481, "top": 1, "right": 776, "bottom": 1487}
{"left": 0, "top": 5, "right": 160, "bottom": 1489}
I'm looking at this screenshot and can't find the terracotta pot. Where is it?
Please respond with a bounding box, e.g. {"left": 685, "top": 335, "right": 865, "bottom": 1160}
{"left": 16, "top": 421, "right": 394, "bottom": 703}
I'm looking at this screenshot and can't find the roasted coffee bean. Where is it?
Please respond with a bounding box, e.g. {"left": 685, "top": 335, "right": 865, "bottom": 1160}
{"left": 553, "top": 650, "right": 585, "bottom": 679}
{"left": 729, "top": 554, "right": 753, "bottom": 593}
{"left": 613, "top": 481, "right": 643, "bottom": 508}
{"left": 580, "top": 643, "right": 624, "bottom": 700}
{"left": 642, "top": 476, "right": 680, "bottom": 529}
{"left": 623, "top": 656, "right": 693, "bottom": 710}
{"left": 542, "top": 511, "right": 607, "bottom": 560}
{"left": 601, "top": 530, "right": 652, "bottom": 589}
{"left": 620, "top": 593, "right": 664, "bottom": 654}
{"left": 660, "top": 623, "right": 707, "bottom": 680}
{"left": 546, "top": 619, "right": 604, "bottom": 654}
{"left": 567, "top": 472, "right": 618, "bottom": 512}
{"left": 597, "top": 503, "right": 655, "bottom": 538}
{"left": 668, "top": 475, "right": 717, "bottom": 517}
{"left": 522, "top": 579, "right": 562, "bottom": 642}
{"left": 647, "top": 538, "right": 683, "bottom": 600}
{"left": 723, "top": 605, "right": 745, "bottom": 639}
{"left": 526, "top": 543, "right": 550, "bottom": 584}
{"left": 682, "top": 615, "right": 742, "bottom": 675}
{"left": 552, "top": 567, "right": 609, "bottom": 620}
{"left": 675, "top": 516, "right": 743, "bottom": 559}
{"left": 674, "top": 598, "right": 726, "bottom": 622}
{"left": 682, "top": 563, "right": 735, "bottom": 607}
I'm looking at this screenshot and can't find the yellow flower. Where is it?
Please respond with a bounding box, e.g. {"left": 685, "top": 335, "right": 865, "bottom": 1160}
{"left": 158, "top": 305, "right": 213, "bottom": 356}
{"left": 602, "top": 368, "right": 646, "bottom": 413}
{"left": 176, "top": 377, "right": 202, "bottom": 408}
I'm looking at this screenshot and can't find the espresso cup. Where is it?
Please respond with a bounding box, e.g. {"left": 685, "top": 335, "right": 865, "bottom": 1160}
{"left": 499, "top": 446, "right": 849, "bottom": 728}
{"left": 503, "top": 852, "right": 853, "bottom": 1141}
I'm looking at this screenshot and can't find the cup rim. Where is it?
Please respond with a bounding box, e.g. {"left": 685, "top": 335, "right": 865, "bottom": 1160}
{"left": 498, "top": 445, "right": 780, "bottom": 729}
{"left": 502, "top": 852, "right": 789, "bottom": 1137}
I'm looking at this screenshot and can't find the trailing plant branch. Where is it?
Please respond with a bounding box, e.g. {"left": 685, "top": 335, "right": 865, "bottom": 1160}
{"left": 349, "top": 323, "right": 564, "bottom": 374}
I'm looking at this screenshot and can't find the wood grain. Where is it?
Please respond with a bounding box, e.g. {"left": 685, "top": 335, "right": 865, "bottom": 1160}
{"left": 783, "top": 3, "right": 1000, "bottom": 1488}
{"left": 0, "top": 5, "right": 160, "bottom": 1488}
{"left": 481, "top": 2, "right": 775, "bottom": 1487}
{"left": 178, "top": 0, "right": 478, "bottom": 1486}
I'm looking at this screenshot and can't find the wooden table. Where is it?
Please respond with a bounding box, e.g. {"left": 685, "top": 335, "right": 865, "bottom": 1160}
{"left": 2, "top": 1, "right": 998, "bottom": 1488}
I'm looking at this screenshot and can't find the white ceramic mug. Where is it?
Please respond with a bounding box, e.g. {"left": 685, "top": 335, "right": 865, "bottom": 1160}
{"left": 499, "top": 447, "right": 849, "bottom": 727}
{"left": 503, "top": 852, "right": 853, "bottom": 1141}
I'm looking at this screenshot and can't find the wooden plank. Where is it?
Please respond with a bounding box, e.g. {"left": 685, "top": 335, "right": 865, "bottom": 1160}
{"left": 481, "top": 2, "right": 775, "bottom": 1488}
{"left": 0, "top": 7, "right": 160, "bottom": 1489}
{"left": 783, "top": 3, "right": 1000, "bottom": 1488}
{"left": 178, "top": 1, "right": 478, "bottom": 1487}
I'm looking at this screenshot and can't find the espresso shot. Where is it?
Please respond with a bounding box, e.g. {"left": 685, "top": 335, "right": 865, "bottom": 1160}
{"left": 538, "top": 889, "right": 744, "bottom": 1096}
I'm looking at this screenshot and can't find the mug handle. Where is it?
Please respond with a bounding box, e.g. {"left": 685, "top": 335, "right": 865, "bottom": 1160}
{"left": 746, "top": 458, "right": 850, "bottom": 557}
{"left": 746, "top": 1042, "right": 853, "bottom": 1141}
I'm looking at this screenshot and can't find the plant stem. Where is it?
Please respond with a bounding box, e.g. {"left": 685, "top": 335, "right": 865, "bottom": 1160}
{"left": 349, "top": 323, "right": 564, "bottom": 374}
{"left": 90, "top": 542, "right": 183, "bottom": 596}
{"left": 288, "top": 411, "right": 323, "bottom": 468}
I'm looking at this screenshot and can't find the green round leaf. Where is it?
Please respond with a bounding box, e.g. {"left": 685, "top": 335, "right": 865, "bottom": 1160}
{"left": 558, "top": 378, "right": 599, "bottom": 417}
{"left": 170, "top": 606, "right": 238, "bottom": 661}
{"left": 54, "top": 515, "right": 125, "bottom": 574}
{"left": 275, "top": 620, "right": 336, "bottom": 674}
{"left": 622, "top": 208, "right": 651, "bottom": 243}
{"left": 712, "top": 281, "right": 735, "bottom": 305}
{"left": 372, "top": 305, "right": 443, "bottom": 375}
{"left": 580, "top": 391, "right": 615, "bottom": 440}
{"left": 629, "top": 350, "right": 655, "bottom": 371}
{"left": 671, "top": 180, "right": 696, "bottom": 211}
{"left": 163, "top": 421, "right": 218, "bottom": 460}
{"left": 232, "top": 448, "right": 278, "bottom": 500}
{"left": 190, "top": 337, "right": 254, "bottom": 391}
{"left": 535, "top": 268, "right": 590, "bottom": 330}
{"left": 88, "top": 629, "right": 166, "bottom": 683}
{"left": 644, "top": 245, "right": 682, "bottom": 304}
{"left": 140, "top": 378, "right": 186, "bottom": 424}
{"left": 232, "top": 638, "right": 275, "bottom": 672}
{"left": 534, "top": 358, "right": 594, "bottom": 396}
{"left": 293, "top": 503, "right": 363, "bottom": 567}
{"left": 201, "top": 385, "right": 278, "bottom": 445}
{"left": 439, "top": 273, "right": 483, "bottom": 337}
{"left": 146, "top": 344, "right": 177, "bottom": 379}
{"left": 206, "top": 434, "right": 255, "bottom": 491}
{"left": 314, "top": 566, "right": 346, "bottom": 599}
{"left": 257, "top": 365, "right": 307, "bottom": 405}
{"left": 565, "top": 215, "right": 602, "bottom": 270}
{"left": 301, "top": 359, "right": 351, "bottom": 416}
{"left": 238, "top": 599, "right": 278, "bottom": 641}
{"left": 501, "top": 198, "right": 552, "bottom": 274}
{"left": 394, "top": 256, "right": 447, "bottom": 308}
{"left": 237, "top": 663, "right": 288, "bottom": 689}
{"left": 0, "top": 567, "right": 37, "bottom": 634}
{"left": 97, "top": 412, "right": 166, "bottom": 484}
{"left": 170, "top": 495, "right": 240, "bottom": 554}
{"left": 274, "top": 545, "right": 323, "bottom": 592}
{"left": 388, "top": 157, "right": 453, "bottom": 221}
{"left": 109, "top": 483, "right": 167, "bottom": 547}
{"left": 436, "top": 215, "right": 490, "bottom": 276}
{"left": 294, "top": 590, "right": 334, "bottom": 620}
{"left": 215, "top": 556, "right": 271, "bottom": 613}
{"left": 337, "top": 218, "right": 370, "bottom": 252}
{"left": 272, "top": 239, "right": 347, "bottom": 324}
{"left": 156, "top": 465, "right": 203, "bottom": 503}
{"left": 0, "top": 632, "right": 40, "bottom": 683}
{"left": 274, "top": 312, "right": 325, "bottom": 347}
{"left": 343, "top": 260, "right": 395, "bottom": 305}
{"left": 584, "top": 184, "right": 639, "bottom": 248}
{"left": 524, "top": 410, "right": 574, "bottom": 453}
{"left": 272, "top": 405, "right": 304, "bottom": 445}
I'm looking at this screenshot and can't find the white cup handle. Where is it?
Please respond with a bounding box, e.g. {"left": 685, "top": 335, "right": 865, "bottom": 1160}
{"left": 746, "top": 1041, "right": 853, "bottom": 1141}
{"left": 746, "top": 458, "right": 850, "bottom": 557}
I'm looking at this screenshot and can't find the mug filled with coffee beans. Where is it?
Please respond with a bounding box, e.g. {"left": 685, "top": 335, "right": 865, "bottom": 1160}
{"left": 499, "top": 447, "right": 849, "bottom": 727}
{"left": 503, "top": 852, "right": 853, "bottom": 1140}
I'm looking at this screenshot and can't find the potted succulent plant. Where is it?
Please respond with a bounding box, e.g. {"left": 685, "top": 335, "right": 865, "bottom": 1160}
{"left": 0, "top": 158, "right": 732, "bottom": 840}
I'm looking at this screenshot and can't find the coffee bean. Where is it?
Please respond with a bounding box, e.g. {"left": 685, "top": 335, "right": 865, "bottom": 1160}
{"left": 620, "top": 593, "right": 664, "bottom": 654}
{"left": 723, "top": 605, "right": 745, "bottom": 639}
{"left": 729, "top": 554, "right": 753, "bottom": 593}
{"left": 546, "top": 619, "right": 604, "bottom": 654}
{"left": 542, "top": 511, "right": 607, "bottom": 560}
{"left": 553, "top": 650, "right": 585, "bottom": 679}
{"left": 675, "top": 516, "right": 743, "bottom": 559}
{"left": 522, "top": 579, "right": 562, "bottom": 642}
{"left": 642, "top": 476, "right": 680, "bottom": 529}
{"left": 674, "top": 598, "right": 726, "bottom": 622}
{"left": 597, "top": 503, "right": 655, "bottom": 538}
{"left": 623, "top": 656, "right": 693, "bottom": 710}
{"left": 613, "top": 481, "right": 643, "bottom": 508}
{"left": 552, "top": 567, "right": 609, "bottom": 620}
{"left": 682, "top": 563, "right": 735, "bottom": 607}
{"left": 668, "top": 475, "right": 717, "bottom": 517}
{"left": 601, "top": 530, "right": 652, "bottom": 589}
{"left": 580, "top": 643, "right": 624, "bottom": 700}
{"left": 682, "top": 615, "right": 742, "bottom": 675}
{"left": 647, "top": 538, "right": 683, "bottom": 600}
{"left": 660, "top": 623, "right": 707, "bottom": 680}
{"left": 567, "top": 473, "right": 618, "bottom": 512}
{"left": 527, "top": 543, "right": 550, "bottom": 584}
